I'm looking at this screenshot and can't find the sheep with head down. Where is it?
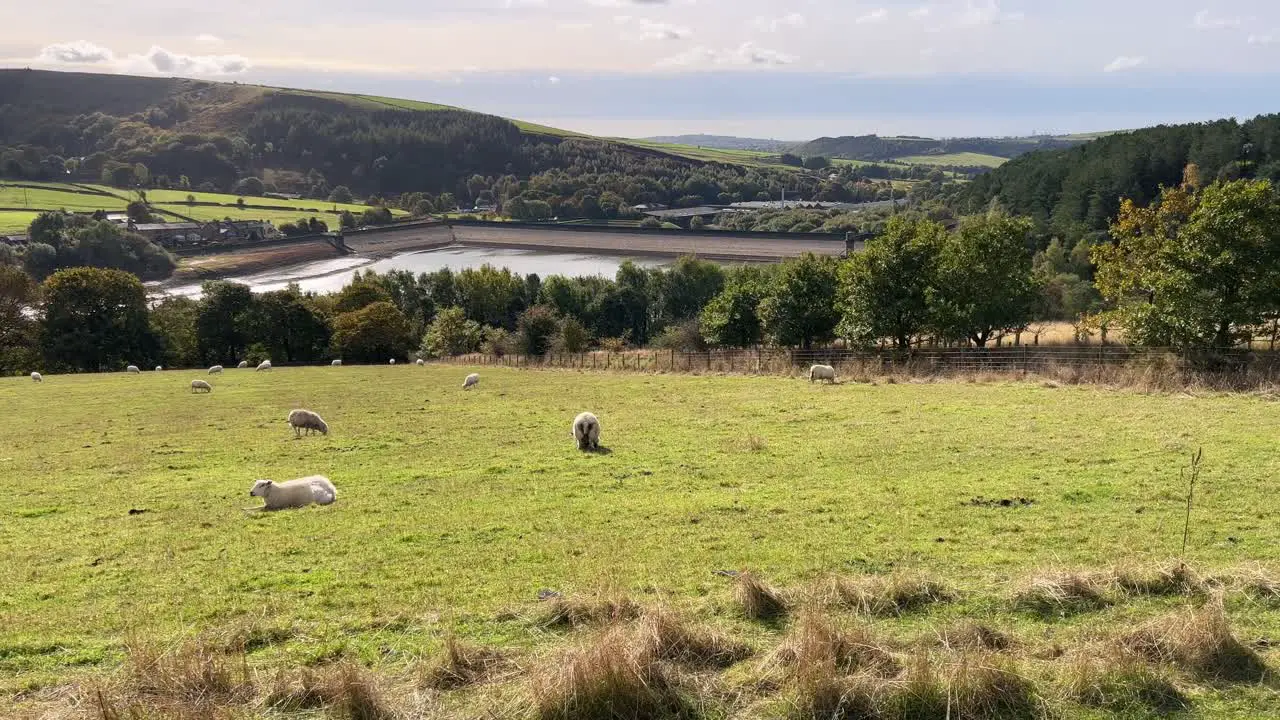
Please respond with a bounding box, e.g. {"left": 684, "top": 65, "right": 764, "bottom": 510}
{"left": 416, "top": 359, "right": 425, "bottom": 366}
{"left": 809, "top": 364, "right": 837, "bottom": 384}
{"left": 155, "top": 365, "right": 163, "bottom": 372}
{"left": 256, "top": 360, "right": 272, "bottom": 372}
{"left": 463, "top": 373, "right": 480, "bottom": 390}
{"left": 288, "top": 409, "right": 329, "bottom": 438}
{"left": 238, "top": 361, "right": 249, "bottom": 369}
{"left": 31, "top": 372, "right": 42, "bottom": 383}
{"left": 209, "top": 365, "right": 224, "bottom": 374}
{"left": 126, "top": 365, "right": 140, "bottom": 374}
{"left": 191, "top": 379, "right": 212, "bottom": 393}
{"left": 249, "top": 476, "right": 337, "bottom": 510}
{"left": 572, "top": 412, "right": 601, "bottom": 452}
{"left": 331, "top": 359, "right": 342, "bottom": 367}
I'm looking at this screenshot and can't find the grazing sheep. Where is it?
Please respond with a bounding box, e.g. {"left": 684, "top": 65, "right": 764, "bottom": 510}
{"left": 155, "top": 365, "right": 163, "bottom": 372}
{"left": 191, "top": 379, "right": 212, "bottom": 393}
{"left": 256, "top": 360, "right": 272, "bottom": 372}
{"left": 288, "top": 409, "right": 329, "bottom": 437}
{"left": 209, "top": 365, "right": 224, "bottom": 374}
{"left": 31, "top": 372, "right": 42, "bottom": 383}
{"left": 572, "top": 412, "right": 601, "bottom": 452}
{"left": 331, "top": 359, "right": 342, "bottom": 366}
{"left": 127, "top": 365, "right": 140, "bottom": 374}
{"left": 237, "top": 361, "right": 249, "bottom": 369}
{"left": 416, "top": 359, "right": 425, "bottom": 366}
{"left": 249, "top": 476, "right": 337, "bottom": 511}
{"left": 390, "top": 358, "right": 397, "bottom": 365}
{"left": 809, "top": 364, "right": 837, "bottom": 384}
{"left": 463, "top": 373, "right": 480, "bottom": 390}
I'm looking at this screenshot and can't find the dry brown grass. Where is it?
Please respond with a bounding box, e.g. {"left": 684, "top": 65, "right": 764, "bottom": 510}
{"left": 262, "top": 662, "right": 394, "bottom": 719}
{"left": 934, "top": 622, "right": 1014, "bottom": 653}
{"left": 886, "top": 652, "right": 1042, "bottom": 720}
{"left": 91, "top": 636, "right": 255, "bottom": 718}
{"left": 1118, "top": 598, "right": 1270, "bottom": 682}
{"left": 826, "top": 573, "right": 957, "bottom": 617}
{"left": 1060, "top": 649, "right": 1188, "bottom": 715}
{"left": 769, "top": 614, "right": 899, "bottom": 679}
{"left": 634, "top": 609, "right": 753, "bottom": 669}
{"left": 419, "top": 637, "right": 511, "bottom": 690}
{"left": 735, "top": 572, "right": 789, "bottom": 622}
{"left": 529, "top": 626, "right": 698, "bottom": 720}
{"left": 1012, "top": 572, "right": 1109, "bottom": 618}
{"left": 537, "top": 592, "right": 642, "bottom": 629}
{"left": 1107, "top": 562, "right": 1207, "bottom": 598}
{"left": 1225, "top": 566, "right": 1280, "bottom": 604}
{"left": 784, "top": 672, "right": 881, "bottom": 719}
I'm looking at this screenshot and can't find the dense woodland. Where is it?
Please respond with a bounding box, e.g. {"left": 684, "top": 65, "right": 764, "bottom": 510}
{"left": 792, "top": 134, "right": 1083, "bottom": 163}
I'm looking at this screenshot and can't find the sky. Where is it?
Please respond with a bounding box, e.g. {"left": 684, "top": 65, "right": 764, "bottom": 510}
{"left": 4, "top": 0, "right": 1280, "bottom": 139}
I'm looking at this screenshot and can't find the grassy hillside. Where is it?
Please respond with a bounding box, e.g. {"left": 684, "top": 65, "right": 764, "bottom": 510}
{"left": 794, "top": 134, "right": 1085, "bottom": 165}
{"left": 0, "top": 180, "right": 406, "bottom": 235}
{"left": 3, "top": 365, "right": 1279, "bottom": 717}
{"left": 895, "top": 152, "right": 1009, "bottom": 168}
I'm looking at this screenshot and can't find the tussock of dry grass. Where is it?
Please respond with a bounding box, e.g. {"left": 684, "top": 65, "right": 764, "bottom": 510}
{"left": 785, "top": 672, "right": 881, "bottom": 720}
{"left": 262, "top": 662, "right": 393, "bottom": 719}
{"left": 529, "top": 626, "right": 697, "bottom": 720}
{"left": 827, "top": 573, "right": 956, "bottom": 617}
{"left": 735, "top": 572, "right": 788, "bottom": 622}
{"left": 935, "top": 622, "right": 1014, "bottom": 652}
{"left": 1108, "top": 562, "right": 1207, "bottom": 598}
{"left": 1012, "top": 573, "right": 1109, "bottom": 618}
{"left": 1225, "top": 566, "right": 1280, "bottom": 604}
{"left": 888, "top": 652, "right": 1042, "bottom": 720}
{"left": 91, "top": 637, "right": 255, "bottom": 717}
{"left": 420, "top": 637, "right": 510, "bottom": 690}
{"left": 769, "top": 614, "right": 899, "bottom": 679}
{"left": 635, "top": 610, "right": 752, "bottom": 669}
{"left": 1061, "top": 650, "right": 1188, "bottom": 714}
{"left": 538, "top": 592, "right": 642, "bottom": 629}
{"left": 1118, "top": 599, "right": 1270, "bottom": 682}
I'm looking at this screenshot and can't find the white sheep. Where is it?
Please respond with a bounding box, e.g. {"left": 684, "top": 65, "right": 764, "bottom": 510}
{"left": 238, "top": 361, "right": 249, "bottom": 369}
{"left": 416, "top": 359, "right": 425, "bottom": 366}
{"left": 809, "top": 364, "right": 837, "bottom": 384}
{"left": 256, "top": 360, "right": 272, "bottom": 372}
{"left": 249, "top": 476, "right": 337, "bottom": 510}
{"left": 390, "top": 358, "right": 397, "bottom": 365}
{"left": 155, "top": 365, "right": 163, "bottom": 372}
{"left": 209, "top": 365, "right": 224, "bottom": 374}
{"left": 288, "top": 409, "right": 329, "bottom": 437}
{"left": 332, "top": 359, "right": 343, "bottom": 366}
{"left": 191, "top": 379, "right": 212, "bottom": 393}
{"left": 463, "top": 373, "right": 480, "bottom": 390}
{"left": 31, "top": 372, "right": 43, "bottom": 383}
{"left": 126, "top": 365, "right": 140, "bottom": 374}
{"left": 573, "top": 412, "right": 601, "bottom": 452}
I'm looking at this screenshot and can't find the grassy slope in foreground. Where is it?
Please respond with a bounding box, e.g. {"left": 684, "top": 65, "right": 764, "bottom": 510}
{"left": 2, "top": 365, "right": 1279, "bottom": 717}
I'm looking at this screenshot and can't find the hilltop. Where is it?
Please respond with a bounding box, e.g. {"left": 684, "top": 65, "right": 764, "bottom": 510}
{"left": 641, "top": 134, "right": 797, "bottom": 153}
{"left": 792, "top": 133, "right": 1086, "bottom": 169}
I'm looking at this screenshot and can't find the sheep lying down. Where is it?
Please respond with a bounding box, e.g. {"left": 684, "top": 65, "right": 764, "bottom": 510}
{"left": 249, "top": 476, "right": 337, "bottom": 510}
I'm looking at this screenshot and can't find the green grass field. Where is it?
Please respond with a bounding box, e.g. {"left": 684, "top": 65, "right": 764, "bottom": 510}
{"left": 893, "top": 152, "right": 1009, "bottom": 168}
{"left": 3, "top": 366, "right": 1279, "bottom": 716}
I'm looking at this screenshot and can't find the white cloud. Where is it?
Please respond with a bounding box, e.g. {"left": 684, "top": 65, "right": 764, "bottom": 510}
{"left": 856, "top": 8, "right": 890, "bottom": 24}
{"left": 615, "top": 15, "right": 691, "bottom": 40}
{"left": 753, "top": 13, "right": 806, "bottom": 32}
{"left": 1104, "top": 55, "right": 1146, "bottom": 72}
{"left": 1192, "top": 9, "right": 1241, "bottom": 29}
{"left": 957, "top": 0, "right": 1023, "bottom": 27}
{"left": 548, "top": 75, "right": 561, "bottom": 84}
{"left": 38, "top": 40, "right": 114, "bottom": 64}
{"left": 123, "top": 46, "right": 251, "bottom": 75}
{"left": 658, "top": 42, "right": 795, "bottom": 67}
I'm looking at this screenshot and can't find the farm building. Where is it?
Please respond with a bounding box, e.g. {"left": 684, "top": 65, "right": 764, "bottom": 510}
{"left": 130, "top": 222, "right": 203, "bottom": 248}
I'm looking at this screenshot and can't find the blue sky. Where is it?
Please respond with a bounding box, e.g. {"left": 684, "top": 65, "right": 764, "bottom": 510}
{"left": 4, "top": 0, "right": 1280, "bottom": 138}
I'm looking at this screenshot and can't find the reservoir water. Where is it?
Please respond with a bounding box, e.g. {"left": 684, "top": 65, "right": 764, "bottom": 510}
{"left": 163, "top": 245, "right": 666, "bottom": 297}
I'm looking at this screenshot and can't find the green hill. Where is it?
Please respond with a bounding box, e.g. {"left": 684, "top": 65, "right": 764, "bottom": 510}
{"left": 792, "top": 134, "right": 1085, "bottom": 168}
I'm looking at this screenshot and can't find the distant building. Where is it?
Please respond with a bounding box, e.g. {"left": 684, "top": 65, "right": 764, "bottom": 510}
{"left": 631, "top": 203, "right": 669, "bottom": 212}
{"left": 640, "top": 206, "right": 721, "bottom": 228}
{"left": 130, "top": 222, "right": 203, "bottom": 248}
{"left": 202, "top": 220, "right": 278, "bottom": 243}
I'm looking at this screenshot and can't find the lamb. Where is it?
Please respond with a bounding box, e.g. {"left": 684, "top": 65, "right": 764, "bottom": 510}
{"left": 237, "top": 361, "right": 249, "bottom": 369}
{"left": 809, "top": 364, "right": 837, "bottom": 384}
{"left": 572, "top": 412, "right": 601, "bottom": 452}
{"left": 331, "top": 359, "right": 343, "bottom": 366}
{"left": 256, "top": 360, "right": 272, "bottom": 372}
{"left": 288, "top": 409, "right": 329, "bottom": 437}
{"left": 31, "top": 372, "right": 42, "bottom": 383}
{"left": 127, "top": 365, "right": 140, "bottom": 374}
{"left": 249, "top": 476, "right": 337, "bottom": 510}
{"left": 463, "top": 373, "right": 480, "bottom": 390}
{"left": 191, "top": 379, "right": 212, "bottom": 393}
{"left": 209, "top": 365, "right": 224, "bottom": 374}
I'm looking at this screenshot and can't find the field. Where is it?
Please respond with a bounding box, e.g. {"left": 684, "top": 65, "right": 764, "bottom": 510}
{"left": 0, "top": 181, "right": 405, "bottom": 235}
{"left": 893, "top": 152, "right": 1009, "bottom": 168}
{"left": 3, "top": 365, "right": 1279, "bottom": 717}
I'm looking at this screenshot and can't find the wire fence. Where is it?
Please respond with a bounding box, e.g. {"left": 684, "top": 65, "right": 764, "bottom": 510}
{"left": 438, "top": 346, "right": 1280, "bottom": 381}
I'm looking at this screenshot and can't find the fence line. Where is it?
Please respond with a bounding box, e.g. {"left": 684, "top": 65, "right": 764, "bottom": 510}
{"left": 435, "top": 346, "right": 1280, "bottom": 379}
